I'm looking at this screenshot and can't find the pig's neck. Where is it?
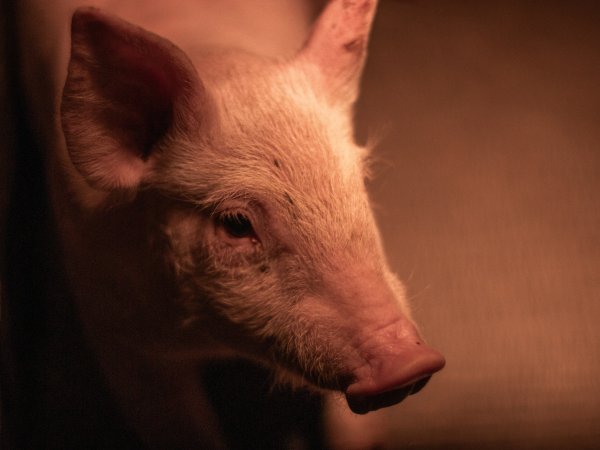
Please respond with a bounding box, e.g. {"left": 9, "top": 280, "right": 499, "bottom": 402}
{"left": 46, "top": 155, "right": 234, "bottom": 447}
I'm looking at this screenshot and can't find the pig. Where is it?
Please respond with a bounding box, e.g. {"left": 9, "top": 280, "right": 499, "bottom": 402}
{"left": 9, "top": 0, "right": 445, "bottom": 448}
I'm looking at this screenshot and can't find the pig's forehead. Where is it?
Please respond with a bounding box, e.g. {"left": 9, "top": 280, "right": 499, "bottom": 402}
{"left": 158, "top": 56, "right": 372, "bottom": 220}
{"left": 208, "top": 64, "right": 365, "bottom": 175}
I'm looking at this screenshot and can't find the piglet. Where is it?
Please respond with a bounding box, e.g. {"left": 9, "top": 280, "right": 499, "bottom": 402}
{"left": 19, "top": 0, "right": 445, "bottom": 447}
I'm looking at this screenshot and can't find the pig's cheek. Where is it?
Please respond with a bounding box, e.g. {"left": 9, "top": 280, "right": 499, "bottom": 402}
{"left": 206, "top": 240, "right": 268, "bottom": 272}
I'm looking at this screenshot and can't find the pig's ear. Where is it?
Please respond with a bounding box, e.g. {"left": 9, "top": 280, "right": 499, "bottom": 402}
{"left": 297, "top": 0, "right": 378, "bottom": 108}
{"left": 61, "top": 7, "right": 203, "bottom": 190}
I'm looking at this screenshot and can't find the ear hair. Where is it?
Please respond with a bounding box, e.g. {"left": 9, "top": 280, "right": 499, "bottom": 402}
{"left": 61, "top": 7, "right": 204, "bottom": 190}
{"left": 297, "top": 0, "right": 378, "bottom": 107}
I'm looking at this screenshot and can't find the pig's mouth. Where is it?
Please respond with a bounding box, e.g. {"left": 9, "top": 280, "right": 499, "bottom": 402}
{"left": 345, "top": 374, "right": 431, "bottom": 414}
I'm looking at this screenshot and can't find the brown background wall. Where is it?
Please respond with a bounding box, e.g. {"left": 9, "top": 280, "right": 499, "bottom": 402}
{"left": 358, "top": 1, "right": 600, "bottom": 448}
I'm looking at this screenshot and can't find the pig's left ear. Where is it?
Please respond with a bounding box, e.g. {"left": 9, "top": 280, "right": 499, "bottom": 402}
{"left": 296, "top": 0, "right": 378, "bottom": 108}
{"left": 61, "top": 7, "right": 204, "bottom": 190}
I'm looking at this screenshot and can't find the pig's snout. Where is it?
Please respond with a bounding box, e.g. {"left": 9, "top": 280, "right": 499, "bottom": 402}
{"left": 344, "top": 332, "right": 445, "bottom": 414}
{"left": 314, "top": 268, "right": 445, "bottom": 414}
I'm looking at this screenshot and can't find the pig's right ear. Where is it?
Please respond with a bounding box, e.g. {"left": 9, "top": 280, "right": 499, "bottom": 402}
{"left": 61, "top": 8, "right": 204, "bottom": 190}
{"left": 297, "top": 0, "right": 378, "bottom": 109}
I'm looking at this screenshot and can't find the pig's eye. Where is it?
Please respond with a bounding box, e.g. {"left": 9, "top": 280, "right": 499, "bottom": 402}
{"left": 218, "top": 212, "right": 256, "bottom": 240}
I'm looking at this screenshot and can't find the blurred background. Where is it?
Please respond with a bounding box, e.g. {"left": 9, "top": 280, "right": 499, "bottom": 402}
{"left": 356, "top": 1, "right": 600, "bottom": 448}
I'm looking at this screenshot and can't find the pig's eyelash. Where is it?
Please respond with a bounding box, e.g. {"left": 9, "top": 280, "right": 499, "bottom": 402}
{"left": 218, "top": 211, "right": 255, "bottom": 238}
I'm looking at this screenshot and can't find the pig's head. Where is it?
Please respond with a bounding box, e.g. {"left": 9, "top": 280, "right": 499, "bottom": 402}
{"left": 60, "top": 0, "right": 444, "bottom": 414}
